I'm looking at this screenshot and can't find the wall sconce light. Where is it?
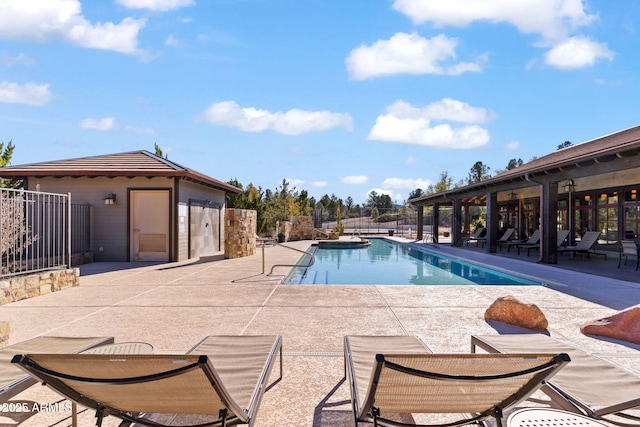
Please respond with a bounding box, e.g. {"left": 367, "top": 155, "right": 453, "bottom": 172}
{"left": 563, "top": 179, "right": 575, "bottom": 193}
{"left": 104, "top": 193, "right": 117, "bottom": 205}
{"left": 509, "top": 191, "right": 518, "bottom": 200}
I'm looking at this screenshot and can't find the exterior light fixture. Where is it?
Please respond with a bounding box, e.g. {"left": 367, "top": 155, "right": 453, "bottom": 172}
{"left": 104, "top": 193, "right": 117, "bottom": 205}
{"left": 509, "top": 191, "right": 518, "bottom": 200}
{"left": 563, "top": 179, "right": 575, "bottom": 193}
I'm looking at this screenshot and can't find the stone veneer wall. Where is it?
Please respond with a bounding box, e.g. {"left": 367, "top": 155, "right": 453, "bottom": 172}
{"left": 0, "top": 269, "right": 80, "bottom": 306}
{"left": 224, "top": 208, "right": 257, "bottom": 259}
{"left": 288, "top": 216, "right": 314, "bottom": 241}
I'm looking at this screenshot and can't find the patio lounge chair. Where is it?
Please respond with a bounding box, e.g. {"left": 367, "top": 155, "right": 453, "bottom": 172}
{"left": 471, "top": 334, "right": 640, "bottom": 423}
{"left": 492, "top": 228, "right": 517, "bottom": 250}
{"left": 517, "top": 229, "right": 570, "bottom": 256}
{"left": 557, "top": 231, "right": 606, "bottom": 259}
{"left": 12, "top": 335, "right": 282, "bottom": 427}
{"left": 501, "top": 229, "right": 540, "bottom": 253}
{"left": 344, "top": 335, "right": 570, "bottom": 427}
{"left": 0, "top": 336, "right": 114, "bottom": 403}
{"left": 463, "top": 227, "right": 486, "bottom": 247}
{"left": 618, "top": 240, "right": 639, "bottom": 270}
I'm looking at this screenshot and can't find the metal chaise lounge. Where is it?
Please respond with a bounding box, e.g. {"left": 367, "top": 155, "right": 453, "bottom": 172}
{"left": 517, "top": 229, "right": 570, "bottom": 256}
{"left": 556, "top": 231, "right": 606, "bottom": 259}
{"left": 0, "top": 335, "right": 114, "bottom": 403}
{"left": 463, "top": 227, "right": 486, "bottom": 247}
{"left": 618, "top": 240, "right": 640, "bottom": 270}
{"left": 344, "top": 335, "right": 570, "bottom": 427}
{"left": 12, "top": 335, "right": 282, "bottom": 427}
{"left": 471, "top": 334, "right": 640, "bottom": 423}
{"left": 490, "top": 228, "right": 517, "bottom": 250}
{"left": 500, "top": 229, "right": 540, "bottom": 253}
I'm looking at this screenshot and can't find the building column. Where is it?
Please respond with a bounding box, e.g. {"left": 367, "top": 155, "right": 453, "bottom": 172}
{"left": 433, "top": 204, "right": 440, "bottom": 239}
{"left": 486, "top": 191, "right": 499, "bottom": 253}
{"left": 416, "top": 205, "right": 424, "bottom": 240}
{"left": 452, "top": 198, "right": 463, "bottom": 246}
{"left": 540, "top": 181, "right": 558, "bottom": 264}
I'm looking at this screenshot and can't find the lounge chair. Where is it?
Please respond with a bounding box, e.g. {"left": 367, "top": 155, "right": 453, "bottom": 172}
{"left": 492, "top": 228, "right": 517, "bottom": 250}
{"left": 618, "top": 240, "right": 639, "bottom": 270}
{"left": 557, "top": 231, "right": 606, "bottom": 259}
{"left": 344, "top": 335, "right": 570, "bottom": 427}
{"left": 471, "top": 334, "right": 640, "bottom": 423}
{"left": 0, "top": 336, "right": 114, "bottom": 403}
{"left": 463, "top": 227, "right": 486, "bottom": 247}
{"left": 501, "top": 229, "right": 540, "bottom": 253}
{"left": 517, "top": 229, "right": 570, "bottom": 256}
{"left": 12, "top": 335, "right": 282, "bottom": 427}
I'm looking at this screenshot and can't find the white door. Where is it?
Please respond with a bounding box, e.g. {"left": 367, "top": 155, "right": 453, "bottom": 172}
{"left": 131, "top": 190, "right": 170, "bottom": 261}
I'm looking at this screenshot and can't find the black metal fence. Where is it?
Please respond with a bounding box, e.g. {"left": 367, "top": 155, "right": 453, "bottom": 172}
{"left": 320, "top": 207, "right": 420, "bottom": 237}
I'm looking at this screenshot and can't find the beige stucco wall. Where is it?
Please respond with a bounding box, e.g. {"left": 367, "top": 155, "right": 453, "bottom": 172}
{"left": 27, "top": 176, "right": 227, "bottom": 263}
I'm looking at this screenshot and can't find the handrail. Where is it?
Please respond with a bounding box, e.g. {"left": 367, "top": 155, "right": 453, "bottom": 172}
{"left": 267, "top": 243, "right": 315, "bottom": 276}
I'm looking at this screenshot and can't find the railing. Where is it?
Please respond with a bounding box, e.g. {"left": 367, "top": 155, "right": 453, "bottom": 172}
{"left": 267, "top": 243, "right": 315, "bottom": 276}
{"left": 1, "top": 188, "right": 71, "bottom": 278}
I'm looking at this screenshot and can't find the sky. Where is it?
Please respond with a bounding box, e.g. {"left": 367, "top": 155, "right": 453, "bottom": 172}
{"left": 1, "top": 0, "right": 639, "bottom": 205}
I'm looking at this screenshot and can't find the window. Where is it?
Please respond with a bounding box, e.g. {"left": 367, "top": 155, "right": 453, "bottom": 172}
{"left": 624, "top": 188, "right": 640, "bottom": 240}
{"left": 522, "top": 200, "right": 538, "bottom": 238}
{"left": 499, "top": 202, "right": 518, "bottom": 237}
{"left": 573, "top": 193, "right": 592, "bottom": 240}
{"left": 597, "top": 191, "right": 618, "bottom": 244}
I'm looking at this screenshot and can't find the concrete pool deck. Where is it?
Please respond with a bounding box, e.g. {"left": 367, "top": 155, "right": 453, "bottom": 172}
{"left": 1, "top": 237, "right": 639, "bottom": 426}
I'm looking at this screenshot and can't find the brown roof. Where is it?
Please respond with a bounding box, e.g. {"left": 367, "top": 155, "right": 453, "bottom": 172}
{"left": 0, "top": 150, "right": 241, "bottom": 194}
{"left": 411, "top": 124, "right": 640, "bottom": 204}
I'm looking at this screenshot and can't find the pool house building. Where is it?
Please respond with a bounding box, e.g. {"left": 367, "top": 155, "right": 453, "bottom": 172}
{"left": 410, "top": 125, "right": 640, "bottom": 264}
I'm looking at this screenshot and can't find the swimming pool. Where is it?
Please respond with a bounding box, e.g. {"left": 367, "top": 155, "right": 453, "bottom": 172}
{"left": 283, "top": 238, "right": 544, "bottom": 286}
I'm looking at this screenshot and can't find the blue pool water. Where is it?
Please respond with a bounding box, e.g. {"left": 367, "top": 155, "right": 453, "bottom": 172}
{"left": 283, "top": 238, "right": 543, "bottom": 286}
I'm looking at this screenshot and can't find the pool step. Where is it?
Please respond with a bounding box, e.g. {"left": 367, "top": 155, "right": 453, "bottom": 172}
{"left": 300, "top": 270, "right": 328, "bottom": 284}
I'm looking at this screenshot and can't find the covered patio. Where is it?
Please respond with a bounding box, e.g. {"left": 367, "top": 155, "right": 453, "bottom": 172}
{"left": 411, "top": 125, "right": 640, "bottom": 265}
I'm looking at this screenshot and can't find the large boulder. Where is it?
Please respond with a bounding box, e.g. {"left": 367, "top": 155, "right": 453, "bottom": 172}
{"left": 581, "top": 307, "right": 640, "bottom": 344}
{"left": 485, "top": 295, "right": 548, "bottom": 331}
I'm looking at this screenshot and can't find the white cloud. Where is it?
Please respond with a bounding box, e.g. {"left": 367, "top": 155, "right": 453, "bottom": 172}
{"left": 165, "top": 35, "right": 180, "bottom": 47}
{"left": 506, "top": 140, "right": 520, "bottom": 151}
{"left": 311, "top": 181, "right": 328, "bottom": 188}
{"left": 405, "top": 157, "right": 421, "bottom": 165}
{"left": 80, "top": 117, "right": 115, "bottom": 131}
{"left": 125, "top": 125, "right": 156, "bottom": 135}
{"left": 0, "top": 52, "right": 35, "bottom": 67}
{"left": 392, "top": 0, "right": 609, "bottom": 70}
{"left": 0, "top": 0, "right": 146, "bottom": 55}
{"left": 381, "top": 177, "right": 431, "bottom": 190}
{"left": 368, "top": 99, "right": 491, "bottom": 149}
{"left": 392, "top": 0, "right": 596, "bottom": 43}
{"left": 198, "top": 101, "right": 353, "bottom": 135}
{"left": 116, "top": 0, "right": 194, "bottom": 11}
{"left": 346, "top": 32, "right": 484, "bottom": 80}
{"left": 341, "top": 176, "right": 369, "bottom": 185}
{"left": 0, "top": 81, "right": 51, "bottom": 106}
{"left": 366, "top": 187, "right": 403, "bottom": 203}
{"left": 286, "top": 178, "right": 305, "bottom": 188}
{"left": 544, "top": 37, "right": 613, "bottom": 69}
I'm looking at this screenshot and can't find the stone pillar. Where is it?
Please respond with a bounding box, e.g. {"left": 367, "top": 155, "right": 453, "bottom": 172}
{"left": 224, "top": 209, "right": 257, "bottom": 259}
{"left": 289, "top": 216, "right": 313, "bottom": 240}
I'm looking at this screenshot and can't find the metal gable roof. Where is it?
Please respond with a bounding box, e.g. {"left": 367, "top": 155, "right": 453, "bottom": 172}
{"left": 0, "top": 150, "right": 241, "bottom": 193}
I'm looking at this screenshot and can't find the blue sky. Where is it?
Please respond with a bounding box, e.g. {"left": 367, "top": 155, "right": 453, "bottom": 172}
{"left": 1, "top": 0, "right": 639, "bottom": 204}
